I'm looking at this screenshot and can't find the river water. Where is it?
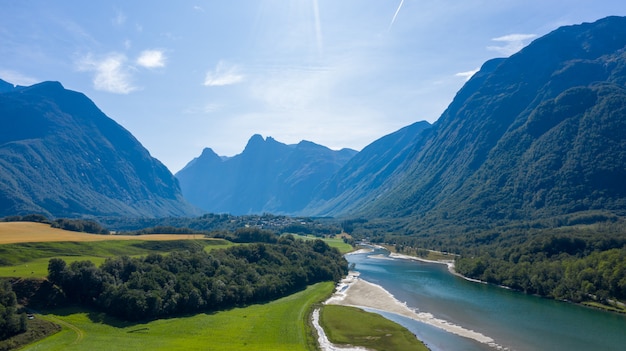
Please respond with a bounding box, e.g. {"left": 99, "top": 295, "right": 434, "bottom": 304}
{"left": 346, "top": 247, "right": 626, "bottom": 351}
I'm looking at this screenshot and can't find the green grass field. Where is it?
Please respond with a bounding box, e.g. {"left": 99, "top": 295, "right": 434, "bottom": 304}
{"left": 291, "top": 234, "right": 354, "bottom": 254}
{"left": 320, "top": 305, "right": 429, "bottom": 351}
{"left": 0, "top": 239, "right": 233, "bottom": 278}
{"left": 21, "top": 282, "right": 335, "bottom": 351}
{"left": 0, "top": 256, "right": 107, "bottom": 278}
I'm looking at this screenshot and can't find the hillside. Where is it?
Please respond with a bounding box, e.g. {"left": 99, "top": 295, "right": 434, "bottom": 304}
{"left": 0, "top": 80, "right": 198, "bottom": 218}
{"left": 325, "top": 16, "right": 626, "bottom": 229}
{"left": 304, "top": 120, "right": 431, "bottom": 216}
{"left": 176, "top": 135, "right": 357, "bottom": 215}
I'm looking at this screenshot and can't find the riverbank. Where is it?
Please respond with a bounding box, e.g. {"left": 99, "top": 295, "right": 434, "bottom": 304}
{"left": 387, "top": 252, "right": 486, "bottom": 284}
{"left": 324, "top": 271, "right": 504, "bottom": 350}
{"left": 387, "top": 248, "right": 626, "bottom": 314}
{"left": 311, "top": 307, "right": 371, "bottom": 351}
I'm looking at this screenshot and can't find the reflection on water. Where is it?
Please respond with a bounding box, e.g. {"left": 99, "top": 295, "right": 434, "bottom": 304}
{"left": 347, "top": 247, "right": 626, "bottom": 351}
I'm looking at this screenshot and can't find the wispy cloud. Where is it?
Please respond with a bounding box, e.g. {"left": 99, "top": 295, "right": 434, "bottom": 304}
{"left": 193, "top": 5, "right": 204, "bottom": 12}
{"left": 250, "top": 66, "right": 332, "bottom": 112}
{"left": 0, "top": 70, "right": 38, "bottom": 86}
{"left": 77, "top": 53, "right": 137, "bottom": 94}
{"left": 112, "top": 11, "right": 127, "bottom": 27}
{"left": 203, "top": 61, "right": 244, "bottom": 86}
{"left": 137, "top": 50, "right": 166, "bottom": 68}
{"left": 182, "top": 103, "right": 221, "bottom": 115}
{"left": 488, "top": 33, "right": 537, "bottom": 56}
{"left": 455, "top": 68, "right": 480, "bottom": 81}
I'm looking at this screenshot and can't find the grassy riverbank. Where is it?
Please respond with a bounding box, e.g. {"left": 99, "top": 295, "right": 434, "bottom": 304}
{"left": 320, "top": 305, "right": 429, "bottom": 351}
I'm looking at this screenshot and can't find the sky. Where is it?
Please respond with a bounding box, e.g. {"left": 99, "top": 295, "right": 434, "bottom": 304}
{"left": 1, "top": 1, "right": 625, "bottom": 173}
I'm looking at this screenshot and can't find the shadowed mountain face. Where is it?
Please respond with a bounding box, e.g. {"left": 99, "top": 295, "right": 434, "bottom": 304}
{"left": 0, "top": 80, "right": 198, "bottom": 218}
{"left": 330, "top": 16, "right": 626, "bottom": 225}
{"left": 176, "top": 135, "right": 357, "bottom": 215}
{"left": 302, "top": 120, "right": 432, "bottom": 216}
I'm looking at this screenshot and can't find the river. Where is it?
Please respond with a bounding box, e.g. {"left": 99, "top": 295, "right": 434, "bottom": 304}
{"left": 345, "top": 247, "right": 626, "bottom": 351}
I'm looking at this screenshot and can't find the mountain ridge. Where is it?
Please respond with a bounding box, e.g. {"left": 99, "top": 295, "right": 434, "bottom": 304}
{"left": 0, "top": 78, "right": 199, "bottom": 218}
{"left": 176, "top": 135, "right": 357, "bottom": 215}
{"left": 340, "top": 16, "right": 626, "bottom": 227}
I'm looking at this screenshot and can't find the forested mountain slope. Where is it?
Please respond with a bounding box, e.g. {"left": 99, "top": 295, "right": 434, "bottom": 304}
{"left": 0, "top": 80, "right": 198, "bottom": 218}
{"left": 304, "top": 120, "right": 431, "bottom": 216}
{"left": 341, "top": 16, "right": 626, "bottom": 228}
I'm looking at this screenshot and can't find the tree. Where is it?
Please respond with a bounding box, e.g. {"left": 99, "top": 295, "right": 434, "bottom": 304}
{"left": 0, "top": 280, "right": 27, "bottom": 340}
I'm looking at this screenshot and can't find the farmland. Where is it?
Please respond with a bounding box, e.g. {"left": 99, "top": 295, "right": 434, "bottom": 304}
{"left": 0, "top": 222, "right": 208, "bottom": 244}
{"left": 0, "top": 221, "right": 234, "bottom": 278}
{"left": 0, "top": 222, "right": 346, "bottom": 350}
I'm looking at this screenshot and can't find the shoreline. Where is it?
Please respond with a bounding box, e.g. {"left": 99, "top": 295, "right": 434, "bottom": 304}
{"left": 363, "top": 243, "right": 487, "bottom": 284}
{"left": 324, "top": 272, "right": 504, "bottom": 349}
{"left": 387, "top": 252, "right": 486, "bottom": 284}
{"left": 311, "top": 307, "right": 371, "bottom": 351}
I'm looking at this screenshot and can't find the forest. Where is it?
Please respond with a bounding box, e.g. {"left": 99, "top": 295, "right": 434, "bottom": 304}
{"left": 347, "top": 213, "right": 626, "bottom": 305}
{"left": 46, "top": 235, "right": 347, "bottom": 321}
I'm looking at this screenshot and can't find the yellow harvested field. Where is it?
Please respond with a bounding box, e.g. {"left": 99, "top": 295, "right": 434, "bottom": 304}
{"left": 0, "top": 222, "right": 206, "bottom": 244}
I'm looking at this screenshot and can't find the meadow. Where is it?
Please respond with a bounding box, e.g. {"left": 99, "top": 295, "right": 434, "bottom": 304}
{"left": 320, "top": 305, "right": 429, "bottom": 351}
{"left": 21, "top": 282, "right": 334, "bottom": 351}
{"left": 0, "top": 222, "right": 233, "bottom": 278}
{"left": 292, "top": 234, "right": 354, "bottom": 254}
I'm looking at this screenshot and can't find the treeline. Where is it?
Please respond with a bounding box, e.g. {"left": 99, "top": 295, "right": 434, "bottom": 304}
{"left": 0, "top": 280, "right": 27, "bottom": 341}
{"left": 47, "top": 235, "right": 347, "bottom": 321}
{"left": 1, "top": 214, "right": 108, "bottom": 234}
{"left": 100, "top": 213, "right": 342, "bottom": 237}
{"left": 0, "top": 214, "right": 50, "bottom": 224}
{"left": 209, "top": 227, "right": 279, "bottom": 243}
{"left": 50, "top": 218, "right": 108, "bottom": 234}
{"left": 131, "top": 226, "right": 198, "bottom": 235}
{"left": 348, "top": 214, "right": 626, "bottom": 304}
{"left": 454, "top": 237, "right": 626, "bottom": 303}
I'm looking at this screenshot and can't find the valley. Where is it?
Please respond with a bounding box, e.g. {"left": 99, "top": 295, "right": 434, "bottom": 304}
{"left": 1, "top": 12, "right": 626, "bottom": 351}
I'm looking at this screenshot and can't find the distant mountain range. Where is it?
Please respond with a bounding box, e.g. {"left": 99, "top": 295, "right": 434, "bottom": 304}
{"left": 1, "top": 16, "right": 625, "bottom": 226}
{"left": 178, "top": 16, "right": 626, "bottom": 224}
{"left": 176, "top": 135, "right": 356, "bottom": 214}
{"left": 0, "top": 80, "right": 198, "bottom": 218}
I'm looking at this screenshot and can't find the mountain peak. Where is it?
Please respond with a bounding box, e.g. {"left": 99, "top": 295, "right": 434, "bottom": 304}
{"left": 22, "top": 80, "right": 65, "bottom": 93}
{"left": 0, "top": 79, "right": 16, "bottom": 93}
{"left": 200, "top": 147, "right": 220, "bottom": 160}
{"left": 0, "top": 79, "right": 198, "bottom": 218}
{"left": 243, "top": 134, "right": 266, "bottom": 151}
{"left": 177, "top": 134, "right": 357, "bottom": 214}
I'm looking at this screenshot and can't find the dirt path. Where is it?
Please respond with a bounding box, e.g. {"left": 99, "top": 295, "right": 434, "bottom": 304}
{"left": 39, "top": 315, "right": 85, "bottom": 345}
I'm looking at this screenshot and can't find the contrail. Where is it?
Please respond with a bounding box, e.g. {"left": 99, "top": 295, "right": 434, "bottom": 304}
{"left": 312, "top": 0, "right": 323, "bottom": 55}
{"left": 389, "top": 0, "right": 405, "bottom": 31}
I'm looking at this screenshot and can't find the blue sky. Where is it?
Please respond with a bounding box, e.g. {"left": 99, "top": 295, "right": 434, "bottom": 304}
{"left": 1, "top": 1, "right": 625, "bottom": 172}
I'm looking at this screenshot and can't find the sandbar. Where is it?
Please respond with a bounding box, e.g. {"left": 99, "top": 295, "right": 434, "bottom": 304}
{"left": 326, "top": 272, "right": 505, "bottom": 349}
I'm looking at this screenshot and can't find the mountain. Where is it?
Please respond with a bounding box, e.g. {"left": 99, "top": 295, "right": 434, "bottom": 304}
{"left": 316, "top": 16, "right": 626, "bottom": 227}
{"left": 304, "top": 120, "right": 431, "bottom": 215}
{"left": 176, "top": 135, "right": 357, "bottom": 215}
{"left": 0, "top": 79, "right": 199, "bottom": 218}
